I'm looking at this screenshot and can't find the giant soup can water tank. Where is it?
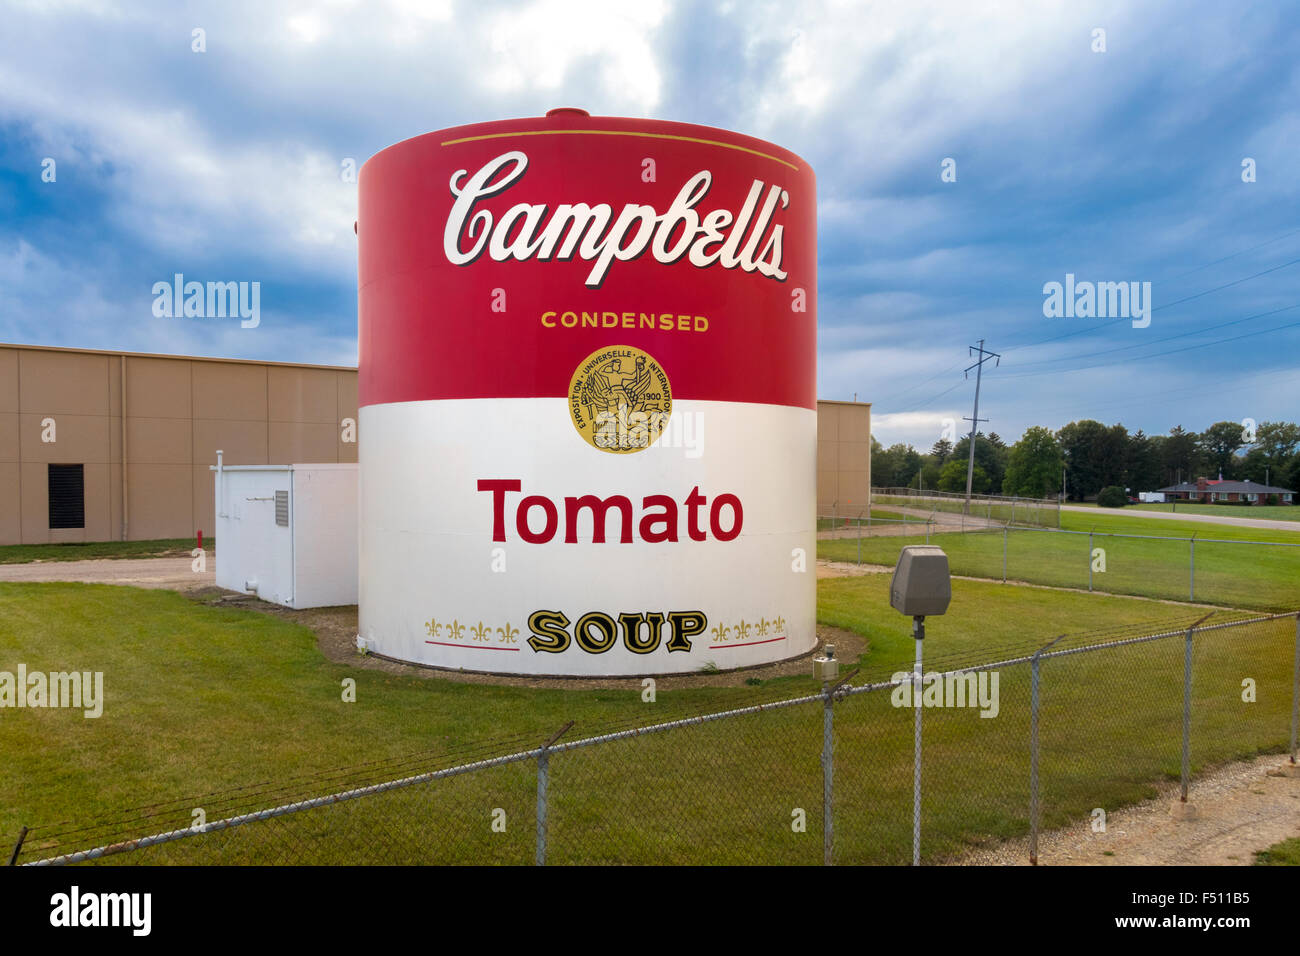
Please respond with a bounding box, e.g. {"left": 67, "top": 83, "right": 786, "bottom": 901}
{"left": 357, "top": 109, "right": 816, "bottom": 676}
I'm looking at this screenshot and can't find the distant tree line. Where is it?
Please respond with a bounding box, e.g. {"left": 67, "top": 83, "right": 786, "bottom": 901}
{"left": 871, "top": 420, "right": 1300, "bottom": 501}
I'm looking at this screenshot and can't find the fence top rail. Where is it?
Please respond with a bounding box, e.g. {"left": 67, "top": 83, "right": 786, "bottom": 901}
{"left": 839, "top": 610, "right": 1297, "bottom": 694}
{"left": 22, "top": 690, "right": 829, "bottom": 867}
{"left": 1001, "top": 525, "right": 1300, "bottom": 547}
{"left": 873, "top": 487, "right": 1058, "bottom": 505}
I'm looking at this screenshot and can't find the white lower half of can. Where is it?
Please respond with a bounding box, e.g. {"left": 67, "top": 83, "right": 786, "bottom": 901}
{"left": 358, "top": 398, "right": 817, "bottom": 676}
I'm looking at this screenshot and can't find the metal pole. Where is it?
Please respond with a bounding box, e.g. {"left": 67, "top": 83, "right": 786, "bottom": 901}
{"left": 819, "top": 668, "right": 858, "bottom": 866}
{"left": 912, "top": 616, "right": 924, "bottom": 866}
{"left": 1028, "top": 635, "right": 1064, "bottom": 865}
{"left": 1189, "top": 535, "right": 1196, "bottom": 602}
{"left": 857, "top": 516, "right": 862, "bottom": 565}
{"left": 963, "top": 339, "right": 996, "bottom": 514}
{"left": 1088, "top": 531, "right": 1094, "bottom": 591}
{"left": 1181, "top": 622, "right": 1194, "bottom": 802}
{"left": 1003, "top": 526, "right": 1008, "bottom": 583}
{"left": 536, "top": 750, "right": 549, "bottom": 866}
{"left": 7, "top": 827, "right": 27, "bottom": 866}
{"left": 1029, "top": 655, "right": 1040, "bottom": 865}
{"left": 535, "top": 721, "right": 573, "bottom": 866}
{"left": 823, "top": 689, "right": 833, "bottom": 866}
{"left": 1291, "top": 614, "right": 1299, "bottom": 765}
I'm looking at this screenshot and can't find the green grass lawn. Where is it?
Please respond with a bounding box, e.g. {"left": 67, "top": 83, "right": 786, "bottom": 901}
{"left": 872, "top": 492, "right": 1061, "bottom": 528}
{"left": 1059, "top": 510, "right": 1300, "bottom": 542}
{"left": 0, "top": 538, "right": 213, "bottom": 565}
{"left": 1, "top": 579, "right": 1293, "bottom": 865}
{"left": 1074, "top": 502, "right": 1300, "bottom": 521}
{"left": 822, "top": 510, "right": 1300, "bottom": 610}
{"left": 1254, "top": 837, "right": 1300, "bottom": 865}
{"left": 818, "top": 510, "right": 907, "bottom": 529}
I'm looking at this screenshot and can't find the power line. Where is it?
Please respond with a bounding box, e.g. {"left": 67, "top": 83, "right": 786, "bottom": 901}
{"left": 998, "top": 314, "right": 1300, "bottom": 380}
{"left": 1000, "top": 256, "right": 1300, "bottom": 357}
{"left": 1006, "top": 301, "right": 1300, "bottom": 370}
{"left": 904, "top": 379, "right": 966, "bottom": 411}
{"left": 884, "top": 359, "right": 965, "bottom": 404}
{"left": 1026, "top": 364, "right": 1300, "bottom": 421}
{"left": 1166, "top": 225, "right": 1300, "bottom": 281}
{"left": 869, "top": 231, "right": 1300, "bottom": 419}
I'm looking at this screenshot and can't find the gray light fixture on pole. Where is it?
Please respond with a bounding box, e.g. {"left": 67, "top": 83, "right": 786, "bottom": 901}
{"left": 889, "top": 545, "right": 952, "bottom": 866}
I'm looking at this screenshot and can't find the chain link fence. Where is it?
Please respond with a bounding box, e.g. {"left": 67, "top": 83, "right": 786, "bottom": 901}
{"left": 871, "top": 487, "right": 1062, "bottom": 528}
{"left": 10, "top": 609, "right": 1296, "bottom": 866}
{"left": 819, "top": 521, "right": 1300, "bottom": 610}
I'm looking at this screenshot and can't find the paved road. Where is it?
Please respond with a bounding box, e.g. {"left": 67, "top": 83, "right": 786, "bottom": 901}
{"left": 1060, "top": 504, "right": 1300, "bottom": 533}
{"left": 0, "top": 556, "right": 214, "bottom": 589}
{"left": 818, "top": 505, "right": 1003, "bottom": 539}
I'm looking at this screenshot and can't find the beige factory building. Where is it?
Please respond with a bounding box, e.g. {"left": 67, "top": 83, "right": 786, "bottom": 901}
{"left": 0, "top": 343, "right": 869, "bottom": 545}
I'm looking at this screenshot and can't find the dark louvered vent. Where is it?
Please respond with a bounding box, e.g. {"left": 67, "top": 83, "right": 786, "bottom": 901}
{"left": 48, "top": 464, "right": 85, "bottom": 529}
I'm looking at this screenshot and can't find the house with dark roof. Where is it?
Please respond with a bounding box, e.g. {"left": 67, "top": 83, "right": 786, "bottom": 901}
{"left": 1156, "top": 476, "right": 1295, "bottom": 504}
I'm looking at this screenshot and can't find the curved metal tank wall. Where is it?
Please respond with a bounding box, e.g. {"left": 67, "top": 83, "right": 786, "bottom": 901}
{"left": 357, "top": 109, "right": 817, "bottom": 676}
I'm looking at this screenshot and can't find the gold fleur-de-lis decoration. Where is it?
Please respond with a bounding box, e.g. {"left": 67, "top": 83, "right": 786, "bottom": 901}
{"left": 470, "top": 621, "right": 491, "bottom": 642}
{"left": 735, "top": 620, "right": 751, "bottom": 640}
{"left": 711, "top": 622, "right": 731, "bottom": 642}
{"left": 446, "top": 619, "right": 466, "bottom": 641}
{"left": 425, "top": 617, "right": 441, "bottom": 638}
{"left": 497, "top": 623, "right": 519, "bottom": 644}
{"left": 756, "top": 618, "right": 770, "bottom": 636}
{"left": 774, "top": 615, "right": 786, "bottom": 633}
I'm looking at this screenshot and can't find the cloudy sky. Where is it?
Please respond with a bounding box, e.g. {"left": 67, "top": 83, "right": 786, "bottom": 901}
{"left": 2, "top": 0, "right": 1297, "bottom": 450}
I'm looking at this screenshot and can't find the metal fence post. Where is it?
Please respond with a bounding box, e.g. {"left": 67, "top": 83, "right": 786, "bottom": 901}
{"left": 1181, "top": 625, "right": 1193, "bottom": 802}
{"left": 1180, "top": 614, "right": 1213, "bottom": 803}
{"left": 1291, "top": 614, "right": 1299, "bottom": 766}
{"left": 1029, "top": 636, "right": 1063, "bottom": 865}
{"left": 1189, "top": 535, "right": 1196, "bottom": 602}
{"left": 1003, "top": 526, "right": 1008, "bottom": 583}
{"left": 1088, "top": 530, "right": 1094, "bottom": 591}
{"left": 1030, "top": 654, "right": 1040, "bottom": 865}
{"left": 821, "top": 669, "right": 856, "bottom": 866}
{"left": 823, "top": 688, "right": 833, "bottom": 866}
{"left": 536, "top": 721, "right": 573, "bottom": 866}
{"left": 7, "top": 827, "right": 27, "bottom": 866}
{"left": 857, "top": 516, "right": 862, "bottom": 565}
{"left": 536, "top": 750, "right": 549, "bottom": 866}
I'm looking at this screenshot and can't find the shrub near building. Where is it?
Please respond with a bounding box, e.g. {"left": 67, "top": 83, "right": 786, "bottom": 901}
{"left": 1096, "top": 486, "right": 1128, "bottom": 508}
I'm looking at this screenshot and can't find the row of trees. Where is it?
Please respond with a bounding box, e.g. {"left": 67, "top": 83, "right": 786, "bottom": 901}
{"left": 871, "top": 420, "right": 1300, "bottom": 501}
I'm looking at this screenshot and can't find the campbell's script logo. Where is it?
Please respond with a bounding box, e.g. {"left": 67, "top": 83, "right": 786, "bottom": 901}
{"left": 444, "top": 150, "right": 790, "bottom": 288}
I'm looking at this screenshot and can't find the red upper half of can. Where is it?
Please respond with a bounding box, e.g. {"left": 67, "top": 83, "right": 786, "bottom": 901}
{"left": 357, "top": 111, "right": 817, "bottom": 409}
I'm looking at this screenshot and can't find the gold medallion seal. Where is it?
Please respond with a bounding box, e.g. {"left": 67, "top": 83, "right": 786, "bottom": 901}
{"left": 568, "top": 345, "right": 672, "bottom": 453}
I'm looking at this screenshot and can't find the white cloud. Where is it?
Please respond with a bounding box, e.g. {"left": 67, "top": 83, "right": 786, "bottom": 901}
{"left": 484, "top": 0, "right": 669, "bottom": 110}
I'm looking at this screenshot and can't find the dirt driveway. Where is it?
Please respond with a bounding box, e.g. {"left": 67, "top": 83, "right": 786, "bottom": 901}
{"left": 0, "top": 556, "right": 213, "bottom": 590}
{"left": 960, "top": 756, "right": 1300, "bottom": 865}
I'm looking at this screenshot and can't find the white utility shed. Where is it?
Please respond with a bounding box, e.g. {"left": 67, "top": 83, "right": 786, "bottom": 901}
{"left": 211, "top": 455, "right": 358, "bottom": 608}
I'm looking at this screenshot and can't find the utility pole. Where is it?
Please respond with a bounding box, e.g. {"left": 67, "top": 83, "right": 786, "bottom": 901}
{"left": 962, "top": 340, "right": 1000, "bottom": 514}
